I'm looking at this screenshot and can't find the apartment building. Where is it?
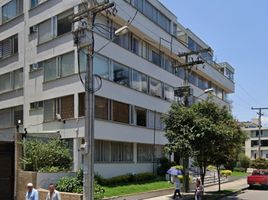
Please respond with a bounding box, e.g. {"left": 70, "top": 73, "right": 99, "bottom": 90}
{"left": 0, "top": 0, "right": 235, "bottom": 195}
{"left": 243, "top": 125, "right": 268, "bottom": 160}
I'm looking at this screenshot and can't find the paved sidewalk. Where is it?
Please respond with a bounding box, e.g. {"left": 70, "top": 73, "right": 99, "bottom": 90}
{"left": 145, "top": 178, "right": 248, "bottom": 200}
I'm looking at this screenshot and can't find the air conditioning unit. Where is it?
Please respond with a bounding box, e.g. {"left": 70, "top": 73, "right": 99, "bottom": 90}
{"left": 30, "top": 62, "right": 43, "bottom": 72}
{"left": 30, "top": 25, "right": 38, "bottom": 34}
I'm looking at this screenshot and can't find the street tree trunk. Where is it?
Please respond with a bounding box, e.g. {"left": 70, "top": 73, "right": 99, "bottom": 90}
{"left": 217, "top": 165, "right": 221, "bottom": 191}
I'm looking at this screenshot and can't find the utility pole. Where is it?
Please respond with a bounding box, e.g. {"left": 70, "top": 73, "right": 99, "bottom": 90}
{"left": 251, "top": 107, "right": 268, "bottom": 159}
{"left": 174, "top": 48, "right": 211, "bottom": 192}
{"left": 73, "top": 1, "right": 115, "bottom": 199}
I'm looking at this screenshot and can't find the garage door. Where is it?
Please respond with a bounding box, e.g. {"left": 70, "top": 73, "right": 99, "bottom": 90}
{"left": 0, "top": 142, "right": 14, "bottom": 200}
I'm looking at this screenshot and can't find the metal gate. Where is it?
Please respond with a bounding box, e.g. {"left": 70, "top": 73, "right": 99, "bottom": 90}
{"left": 0, "top": 142, "right": 14, "bottom": 200}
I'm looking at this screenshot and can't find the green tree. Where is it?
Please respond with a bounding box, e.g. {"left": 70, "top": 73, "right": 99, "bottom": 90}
{"left": 238, "top": 153, "right": 251, "bottom": 171}
{"left": 163, "top": 100, "right": 246, "bottom": 191}
{"left": 23, "top": 139, "right": 72, "bottom": 172}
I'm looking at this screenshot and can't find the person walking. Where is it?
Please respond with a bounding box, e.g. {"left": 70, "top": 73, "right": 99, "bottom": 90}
{"left": 194, "top": 178, "right": 204, "bottom": 200}
{"left": 25, "top": 183, "right": 39, "bottom": 200}
{"left": 172, "top": 175, "right": 183, "bottom": 199}
{"left": 45, "top": 183, "right": 61, "bottom": 200}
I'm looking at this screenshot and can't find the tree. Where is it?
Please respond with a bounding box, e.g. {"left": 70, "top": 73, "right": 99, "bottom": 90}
{"left": 238, "top": 153, "right": 251, "bottom": 171}
{"left": 251, "top": 158, "right": 268, "bottom": 169}
{"left": 163, "top": 100, "right": 246, "bottom": 190}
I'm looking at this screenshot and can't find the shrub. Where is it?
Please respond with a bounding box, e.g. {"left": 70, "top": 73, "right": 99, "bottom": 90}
{"left": 57, "top": 169, "right": 105, "bottom": 199}
{"left": 233, "top": 167, "right": 246, "bottom": 172}
{"left": 251, "top": 158, "right": 268, "bottom": 169}
{"left": 135, "top": 172, "right": 155, "bottom": 182}
{"left": 207, "top": 165, "right": 217, "bottom": 172}
{"left": 171, "top": 165, "right": 183, "bottom": 170}
{"left": 220, "top": 170, "right": 232, "bottom": 177}
{"left": 22, "top": 139, "right": 72, "bottom": 172}
{"left": 238, "top": 153, "right": 251, "bottom": 171}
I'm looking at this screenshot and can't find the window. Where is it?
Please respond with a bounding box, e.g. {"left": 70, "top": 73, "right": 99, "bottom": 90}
{"left": 0, "top": 68, "right": 23, "bottom": 93}
{"left": 197, "top": 76, "right": 209, "bottom": 90}
{"left": 38, "top": 9, "right": 73, "bottom": 44}
{"left": 112, "top": 101, "right": 129, "bottom": 124}
{"left": 188, "top": 72, "right": 198, "bottom": 86}
{"left": 137, "top": 144, "right": 153, "bottom": 162}
{"left": 13, "top": 105, "right": 23, "bottom": 125}
{"left": 95, "top": 96, "right": 108, "bottom": 120}
{"left": 130, "top": 36, "right": 140, "bottom": 55}
{"left": 2, "top": 0, "right": 23, "bottom": 24}
{"left": 31, "top": 0, "right": 39, "bottom": 8}
{"left": 149, "top": 78, "right": 162, "bottom": 98}
{"left": 0, "top": 108, "right": 12, "bottom": 128}
{"left": 30, "top": 101, "right": 43, "bottom": 110}
{"left": 14, "top": 68, "right": 23, "bottom": 89}
{"left": 95, "top": 140, "right": 110, "bottom": 162}
{"left": 113, "top": 62, "right": 129, "bottom": 86}
{"left": 44, "top": 99, "right": 56, "bottom": 122}
{"left": 38, "top": 19, "right": 53, "bottom": 44}
{"left": 0, "top": 35, "right": 18, "bottom": 60}
{"left": 78, "top": 93, "right": 85, "bottom": 117}
{"left": 44, "top": 51, "right": 74, "bottom": 82}
{"left": 113, "top": 24, "right": 129, "bottom": 49}
{"left": 57, "top": 9, "right": 73, "bottom": 36}
{"left": 93, "top": 54, "right": 109, "bottom": 79}
{"left": 133, "top": 0, "right": 143, "bottom": 12}
{"left": 111, "top": 142, "right": 133, "bottom": 162}
{"left": 147, "top": 110, "right": 163, "bottom": 130}
{"left": 162, "top": 56, "right": 173, "bottom": 73}
{"left": 44, "top": 95, "right": 74, "bottom": 122}
{"left": 135, "top": 107, "right": 147, "bottom": 127}
{"left": 175, "top": 67, "right": 185, "bottom": 80}
{"left": 60, "top": 95, "right": 74, "bottom": 119}
{"left": 132, "top": 70, "right": 147, "bottom": 93}
{"left": 164, "top": 84, "right": 174, "bottom": 101}
{"left": 44, "top": 57, "right": 57, "bottom": 82}
{"left": 151, "top": 50, "right": 161, "bottom": 66}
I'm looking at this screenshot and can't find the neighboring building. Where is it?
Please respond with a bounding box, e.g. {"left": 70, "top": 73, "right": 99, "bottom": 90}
{"left": 243, "top": 125, "right": 268, "bottom": 160}
{"left": 0, "top": 0, "right": 234, "bottom": 186}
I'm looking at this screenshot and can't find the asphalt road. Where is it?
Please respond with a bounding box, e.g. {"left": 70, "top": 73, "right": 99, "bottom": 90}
{"left": 221, "top": 189, "right": 268, "bottom": 200}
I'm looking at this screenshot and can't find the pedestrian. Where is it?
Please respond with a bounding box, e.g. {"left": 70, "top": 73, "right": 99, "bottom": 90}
{"left": 194, "top": 178, "right": 204, "bottom": 200}
{"left": 45, "top": 183, "right": 61, "bottom": 200}
{"left": 172, "top": 175, "right": 183, "bottom": 199}
{"left": 25, "top": 182, "right": 39, "bottom": 200}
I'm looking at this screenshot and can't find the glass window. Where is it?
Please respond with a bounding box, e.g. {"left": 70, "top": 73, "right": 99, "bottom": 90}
{"left": 131, "top": 36, "right": 140, "bottom": 55}
{"left": 144, "top": 0, "right": 153, "bottom": 19}
{"left": 38, "top": 19, "right": 53, "bottom": 44}
{"left": 31, "top": 0, "right": 39, "bottom": 8}
{"left": 175, "top": 67, "right": 185, "bottom": 80}
{"left": 78, "top": 49, "right": 87, "bottom": 72}
{"left": 44, "top": 57, "right": 57, "bottom": 82}
{"left": 133, "top": 0, "right": 143, "bottom": 12}
{"left": 113, "top": 62, "right": 129, "bottom": 86}
{"left": 60, "top": 95, "right": 74, "bottom": 119}
{"left": 13, "top": 105, "right": 23, "bottom": 125}
{"left": 2, "top": 0, "right": 17, "bottom": 23}
{"left": 95, "top": 140, "right": 110, "bottom": 162}
{"left": 151, "top": 50, "right": 161, "bottom": 66}
{"left": 149, "top": 78, "right": 162, "bottom": 98}
{"left": 137, "top": 144, "right": 153, "bottom": 162}
{"left": 135, "top": 107, "right": 147, "bottom": 127}
{"left": 44, "top": 99, "right": 56, "bottom": 122}
{"left": 164, "top": 84, "right": 174, "bottom": 101}
{"left": 95, "top": 96, "right": 108, "bottom": 120}
{"left": 60, "top": 51, "right": 74, "bottom": 77}
{"left": 197, "top": 76, "right": 208, "bottom": 90}
{"left": 113, "top": 31, "right": 129, "bottom": 49}
{"left": 57, "top": 9, "right": 73, "bottom": 36}
{"left": 0, "top": 108, "right": 12, "bottom": 128}
{"left": 132, "top": 70, "right": 147, "bottom": 93}
{"left": 0, "top": 73, "right": 12, "bottom": 93}
{"left": 14, "top": 68, "right": 23, "bottom": 89}
{"left": 112, "top": 101, "right": 129, "bottom": 124}
{"left": 188, "top": 72, "right": 198, "bottom": 86}
{"left": 78, "top": 92, "right": 85, "bottom": 117}
{"left": 93, "top": 54, "right": 109, "bottom": 79}
{"left": 111, "top": 142, "right": 133, "bottom": 162}
{"left": 147, "top": 110, "right": 163, "bottom": 130}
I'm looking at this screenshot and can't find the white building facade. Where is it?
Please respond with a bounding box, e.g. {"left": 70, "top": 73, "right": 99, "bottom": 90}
{"left": 244, "top": 127, "right": 268, "bottom": 160}
{"left": 0, "top": 0, "right": 234, "bottom": 178}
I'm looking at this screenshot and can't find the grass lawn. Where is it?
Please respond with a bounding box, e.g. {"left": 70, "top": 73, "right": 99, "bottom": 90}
{"left": 231, "top": 171, "right": 248, "bottom": 177}
{"left": 103, "top": 181, "right": 172, "bottom": 197}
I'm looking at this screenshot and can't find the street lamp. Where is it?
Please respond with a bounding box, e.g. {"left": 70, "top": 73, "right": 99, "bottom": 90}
{"left": 195, "top": 88, "right": 214, "bottom": 100}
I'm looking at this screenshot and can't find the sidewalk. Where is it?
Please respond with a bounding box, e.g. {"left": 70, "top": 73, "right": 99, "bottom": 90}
{"left": 145, "top": 178, "right": 248, "bottom": 200}
{"left": 105, "top": 178, "right": 248, "bottom": 200}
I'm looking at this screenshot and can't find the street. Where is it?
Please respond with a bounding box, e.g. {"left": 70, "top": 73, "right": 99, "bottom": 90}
{"left": 221, "top": 189, "right": 268, "bottom": 200}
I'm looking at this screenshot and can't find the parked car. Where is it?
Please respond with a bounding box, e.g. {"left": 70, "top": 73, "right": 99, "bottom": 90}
{"left": 247, "top": 169, "right": 268, "bottom": 188}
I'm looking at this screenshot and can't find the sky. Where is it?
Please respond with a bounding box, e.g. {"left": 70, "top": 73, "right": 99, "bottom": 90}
{"left": 159, "top": 0, "right": 268, "bottom": 124}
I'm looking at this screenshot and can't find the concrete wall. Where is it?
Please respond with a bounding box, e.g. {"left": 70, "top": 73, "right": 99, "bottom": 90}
{"left": 17, "top": 171, "right": 37, "bottom": 200}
